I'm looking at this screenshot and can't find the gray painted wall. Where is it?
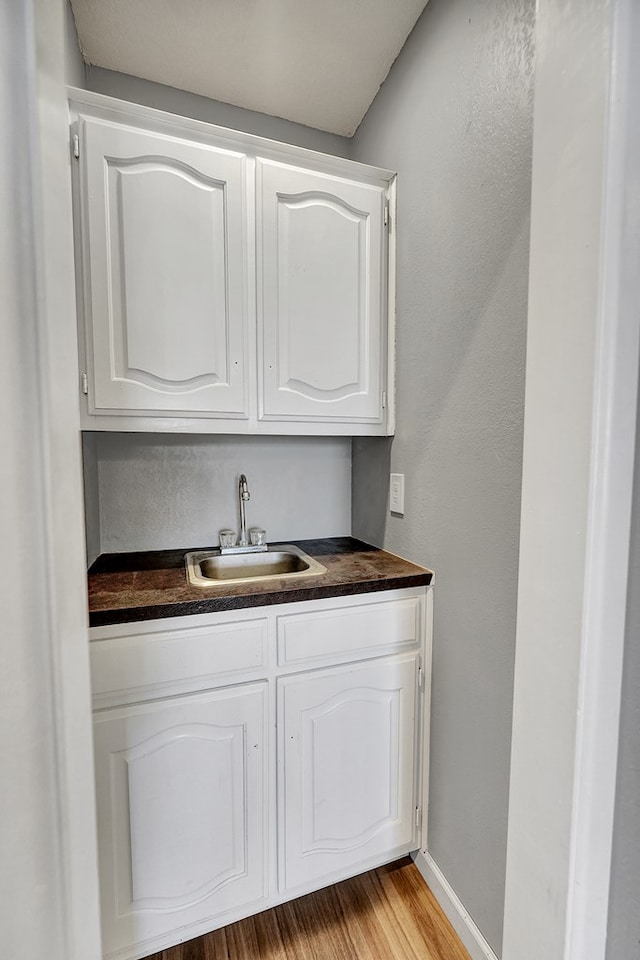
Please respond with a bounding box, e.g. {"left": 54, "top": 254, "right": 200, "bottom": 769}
{"left": 65, "top": 0, "right": 85, "bottom": 87}
{"left": 84, "top": 66, "right": 351, "bottom": 157}
{"left": 607, "top": 389, "right": 640, "bottom": 959}
{"left": 86, "top": 434, "right": 351, "bottom": 555}
{"left": 82, "top": 433, "right": 100, "bottom": 565}
{"left": 351, "top": 0, "right": 534, "bottom": 953}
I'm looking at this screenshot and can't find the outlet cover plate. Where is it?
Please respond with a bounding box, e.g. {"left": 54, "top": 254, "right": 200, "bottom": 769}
{"left": 390, "top": 473, "right": 405, "bottom": 515}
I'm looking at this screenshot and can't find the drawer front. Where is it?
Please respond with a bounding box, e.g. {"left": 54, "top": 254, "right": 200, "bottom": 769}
{"left": 91, "top": 619, "right": 268, "bottom": 707}
{"left": 277, "top": 596, "right": 421, "bottom": 668}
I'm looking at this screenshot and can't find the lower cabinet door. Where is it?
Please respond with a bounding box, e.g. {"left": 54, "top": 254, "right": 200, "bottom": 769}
{"left": 93, "top": 683, "right": 268, "bottom": 959}
{"left": 278, "top": 654, "right": 417, "bottom": 892}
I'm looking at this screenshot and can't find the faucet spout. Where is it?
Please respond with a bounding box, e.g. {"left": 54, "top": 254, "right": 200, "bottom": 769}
{"left": 220, "top": 473, "right": 266, "bottom": 554}
{"left": 238, "top": 474, "right": 250, "bottom": 546}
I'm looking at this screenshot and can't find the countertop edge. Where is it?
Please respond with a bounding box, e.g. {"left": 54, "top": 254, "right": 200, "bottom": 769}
{"left": 88, "top": 571, "right": 432, "bottom": 628}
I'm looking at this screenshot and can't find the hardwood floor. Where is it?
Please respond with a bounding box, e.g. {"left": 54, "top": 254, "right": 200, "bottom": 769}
{"left": 146, "top": 859, "right": 471, "bottom": 960}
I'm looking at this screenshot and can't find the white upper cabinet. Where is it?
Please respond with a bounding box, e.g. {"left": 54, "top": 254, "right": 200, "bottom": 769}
{"left": 79, "top": 118, "right": 249, "bottom": 419}
{"left": 258, "top": 160, "right": 385, "bottom": 424}
{"left": 71, "top": 92, "right": 395, "bottom": 434}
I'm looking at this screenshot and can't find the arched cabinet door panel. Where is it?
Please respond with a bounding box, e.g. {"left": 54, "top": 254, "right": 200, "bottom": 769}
{"left": 92, "top": 683, "right": 267, "bottom": 958}
{"left": 257, "top": 159, "right": 387, "bottom": 424}
{"left": 278, "top": 654, "right": 417, "bottom": 891}
{"left": 79, "top": 118, "right": 249, "bottom": 418}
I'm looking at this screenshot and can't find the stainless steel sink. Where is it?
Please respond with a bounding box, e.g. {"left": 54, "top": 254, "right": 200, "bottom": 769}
{"left": 185, "top": 544, "right": 327, "bottom": 588}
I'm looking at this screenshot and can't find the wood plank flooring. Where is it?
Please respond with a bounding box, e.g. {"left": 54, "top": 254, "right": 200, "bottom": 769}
{"left": 147, "top": 859, "right": 471, "bottom": 960}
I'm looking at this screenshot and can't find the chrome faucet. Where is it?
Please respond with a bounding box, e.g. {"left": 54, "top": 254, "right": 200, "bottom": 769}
{"left": 238, "top": 473, "right": 250, "bottom": 546}
{"left": 218, "top": 474, "right": 266, "bottom": 554}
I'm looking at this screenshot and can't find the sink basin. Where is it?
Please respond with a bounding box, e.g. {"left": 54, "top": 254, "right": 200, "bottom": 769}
{"left": 185, "top": 544, "right": 327, "bottom": 588}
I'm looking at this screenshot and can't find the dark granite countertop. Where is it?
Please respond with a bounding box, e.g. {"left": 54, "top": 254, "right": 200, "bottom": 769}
{"left": 88, "top": 537, "right": 433, "bottom": 628}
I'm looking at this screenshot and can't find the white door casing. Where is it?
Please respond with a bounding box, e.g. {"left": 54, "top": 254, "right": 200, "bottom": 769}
{"left": 502, "top": 1, "right": 640, "bottom": 958}
{"left": 1, "top": 3, "right": 102, "bottom": 959}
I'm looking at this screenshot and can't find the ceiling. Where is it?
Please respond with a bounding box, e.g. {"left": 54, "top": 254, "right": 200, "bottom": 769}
{"left": 69, "top": 0, "right": 428, "bottom": 137}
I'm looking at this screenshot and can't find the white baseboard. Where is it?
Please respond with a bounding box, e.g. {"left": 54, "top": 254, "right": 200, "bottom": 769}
{"left": 412, "top": 850, "right": 499, "bottom": 960}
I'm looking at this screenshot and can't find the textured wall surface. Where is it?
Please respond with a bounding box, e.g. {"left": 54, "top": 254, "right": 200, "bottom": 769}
{"left": 607, "top": 391, "right": 640, "bottom": 959}
{"left": 65, "top": 0, "right": 85, "bottom": 87}
{"left": 84, "top": 66, "right": 351, "bottom": 157}
{"left": 81, "top": 433, "right": 100, "bottom": 565}
{"left": 351, "top": 0, "right": 534, "bottom": 952}
{"left": 89, "top": 434, "right": 351, "bottom": 554}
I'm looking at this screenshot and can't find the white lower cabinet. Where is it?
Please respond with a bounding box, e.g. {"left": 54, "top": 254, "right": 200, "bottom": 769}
{"left": 93, "top": 683, "right": 268, "bottom": 959}
{"left": 278, "top": 654, "right": 418, "bottom": 892}
{"left": 90, "top": 589, "right": 430, "bottom": 960}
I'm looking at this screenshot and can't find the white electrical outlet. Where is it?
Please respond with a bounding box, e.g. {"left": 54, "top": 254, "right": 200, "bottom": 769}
{"left": 389, "top": 473, "right": 405, "bottom": 515}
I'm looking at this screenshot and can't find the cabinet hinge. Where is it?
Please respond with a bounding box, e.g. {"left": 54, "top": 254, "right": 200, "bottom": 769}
{"left": 415, "top": 805, "right": 422, "bottom": 830}
{"left": 72, "top": 133, "right": 80, "bottom": 160}
{"left": 81, "top": 372, "right": 88, "bottom": 395}
{"left": 418, "top": 661, "right": 424, "bottom": 689}
{"left": 382, "top": 390, "right": 387, "bottom": 410}
{"left": 383, "top": 202, "right": 390, "bottom": 229}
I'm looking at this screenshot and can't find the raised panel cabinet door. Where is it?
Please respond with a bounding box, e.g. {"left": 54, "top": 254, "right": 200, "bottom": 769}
{"left": 278, "top": 655, "right": 417, "bottom": 892}
{"left": 93, "top": 683, "right": 268, "bottom": 959}
{"left": 257, "top": 159, "right": 386, "bottom": 423}
{"left": 79, "top": 118, "right": 249, "bottom": 417}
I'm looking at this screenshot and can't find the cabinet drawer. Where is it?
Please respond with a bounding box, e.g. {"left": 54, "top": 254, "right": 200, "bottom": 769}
{"left": 91, "top": 619, "right": 268, "bottom": 707}
{"left": 277, "top": 596, "right": 421, "bottom": 668}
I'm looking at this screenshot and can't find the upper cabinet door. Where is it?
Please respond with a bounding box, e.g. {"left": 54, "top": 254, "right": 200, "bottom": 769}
{"left": 79, "top": 118, "right": 249, "bottom": 418}
{"left": 257, "top": 159, "right": 387, "bottom": 424}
